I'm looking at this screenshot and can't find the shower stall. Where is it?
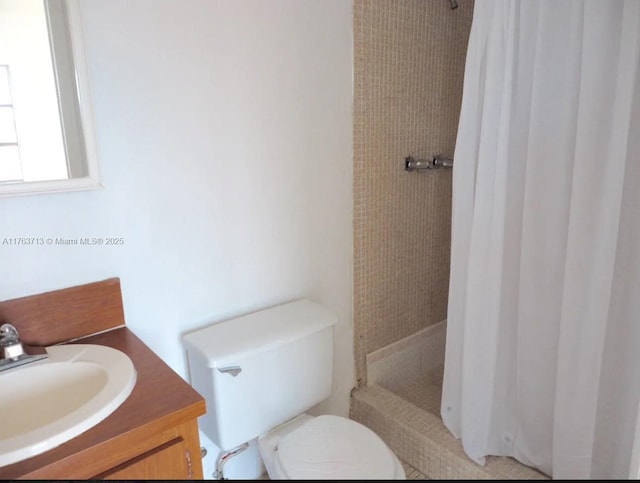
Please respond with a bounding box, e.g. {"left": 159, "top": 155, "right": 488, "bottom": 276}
{"left": 350, "top": 0, "right": 640, "bottom": 479}
{"left": 350, "top": 1, "right": 504, "bottom": 477}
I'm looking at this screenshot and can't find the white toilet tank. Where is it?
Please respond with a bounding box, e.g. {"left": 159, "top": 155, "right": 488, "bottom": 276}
{"left": 183, "top": 299, "right": 338, "bottom": 451}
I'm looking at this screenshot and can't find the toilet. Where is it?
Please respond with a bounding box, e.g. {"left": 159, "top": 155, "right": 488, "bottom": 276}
{"left": 183, "top": 299, "right": 406, "bottom": 480}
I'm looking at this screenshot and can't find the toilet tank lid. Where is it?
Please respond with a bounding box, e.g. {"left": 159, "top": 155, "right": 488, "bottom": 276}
{"left": 182, "top": 299, "right": 338, "bottom": 367}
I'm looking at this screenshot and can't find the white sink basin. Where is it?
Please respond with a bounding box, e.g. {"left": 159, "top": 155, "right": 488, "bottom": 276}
{"left": 0, "top": 344, "right": 136, "bottom": 467}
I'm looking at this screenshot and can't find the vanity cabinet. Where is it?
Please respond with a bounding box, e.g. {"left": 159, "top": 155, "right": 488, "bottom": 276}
{"left": 0, "top": 278, "right": 207, "bottom": 480}
{"left": 97, "top": 421, "right": 200, "bottom": 480}
{"left": 0, "top": 327, "right": 206, "bottom": 480}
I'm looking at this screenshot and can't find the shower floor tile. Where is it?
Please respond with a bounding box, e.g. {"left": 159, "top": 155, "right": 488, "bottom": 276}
{"left": 402, "top": 459, "right": 430, "bottom": 479}
{"left": 388, "top": 364, "right": 444, "bottom": 415}
{"left": 351, "top": 373, "right": 549, "bottom": 480}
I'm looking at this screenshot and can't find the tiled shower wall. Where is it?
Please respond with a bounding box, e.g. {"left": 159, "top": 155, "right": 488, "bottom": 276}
{"left": 353, "top": 0, "right": 473, "bottom": 384}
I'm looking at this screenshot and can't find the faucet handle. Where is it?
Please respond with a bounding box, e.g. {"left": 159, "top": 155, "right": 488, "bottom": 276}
{"left": 0, "top": 323, "right": 20, "bottom": 345}
{"left": 0, "top": 324, "right": 25, "bottom": 360}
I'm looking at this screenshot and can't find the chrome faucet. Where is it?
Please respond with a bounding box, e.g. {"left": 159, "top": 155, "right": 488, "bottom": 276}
{"left": 0, "top": 323, "right": 47, "bottom": 372}
{"left": 1, "top": 323, "right": 25, "bottom": 360}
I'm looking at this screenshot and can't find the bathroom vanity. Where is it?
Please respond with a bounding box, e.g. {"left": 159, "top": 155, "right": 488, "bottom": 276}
{"left": 0, "top": 278, "right": 206, "bottom": 480}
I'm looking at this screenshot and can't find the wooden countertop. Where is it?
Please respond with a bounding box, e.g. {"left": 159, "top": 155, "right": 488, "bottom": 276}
{"left": 0, "top": 327, "right": 207, "bottom": 479}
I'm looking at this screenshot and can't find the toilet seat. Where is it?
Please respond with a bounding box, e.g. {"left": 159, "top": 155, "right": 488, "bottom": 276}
{"left": 270, "top": 415, "right": 401, "bottom": 480}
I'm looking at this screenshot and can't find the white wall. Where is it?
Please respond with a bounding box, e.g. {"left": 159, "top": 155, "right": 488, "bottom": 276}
{"left": 0, "top": 0, "right": 353, "bottom": 478}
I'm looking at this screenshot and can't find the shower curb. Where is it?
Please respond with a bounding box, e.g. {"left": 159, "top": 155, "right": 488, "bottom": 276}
{"left": 350, "top": 384, "right": 548, "bottom": 480}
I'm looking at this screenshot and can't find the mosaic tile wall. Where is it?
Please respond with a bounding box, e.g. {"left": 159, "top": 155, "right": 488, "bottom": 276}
{"left": 353, "top": 0, "right": 474, "bottom": 384}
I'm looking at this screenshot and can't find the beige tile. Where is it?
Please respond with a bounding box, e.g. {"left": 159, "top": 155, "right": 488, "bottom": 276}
{"left": 353, "top": 0, "right": 474, "bottom": 385}
{"left": 402, "top": 459, "right": 430, "bottom": 480}
{"left": 350, "top": 384, "right": 549, "bottom": 480}
{"left": 367, "top": 320, "right": 447, "bottom": 390}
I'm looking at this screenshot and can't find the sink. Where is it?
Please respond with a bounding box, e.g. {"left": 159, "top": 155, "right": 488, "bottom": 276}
{"left": 0, "top": 344, "right": 136, "bottom": 467}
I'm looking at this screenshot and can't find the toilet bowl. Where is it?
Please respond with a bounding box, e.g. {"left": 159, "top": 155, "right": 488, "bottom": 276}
{"left": 258, "top": 414, "right": 406, "bottom": 480}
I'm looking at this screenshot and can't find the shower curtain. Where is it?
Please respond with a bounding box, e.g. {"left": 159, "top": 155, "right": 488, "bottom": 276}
{"left": 441, "top": 0, "right": 640, "bottom": 479}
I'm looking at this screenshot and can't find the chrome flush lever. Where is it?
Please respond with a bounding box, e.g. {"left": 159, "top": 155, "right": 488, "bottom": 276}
{"left": 217, "top": 365, "right": 242, "bottom": 377}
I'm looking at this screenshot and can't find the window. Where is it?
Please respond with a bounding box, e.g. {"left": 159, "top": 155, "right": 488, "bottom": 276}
{"left": 0, "top": 65, "right": 23, "bottom": 182}
{"left": 0, "top": 0, "right": 72, "bottom": 186}
{"left": 0, "top": 0, "right": 101, "bottom": 197}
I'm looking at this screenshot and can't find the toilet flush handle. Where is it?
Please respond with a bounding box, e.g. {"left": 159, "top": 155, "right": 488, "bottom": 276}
{"left": 217, "top": 365, "right": 242, "bottom": 377}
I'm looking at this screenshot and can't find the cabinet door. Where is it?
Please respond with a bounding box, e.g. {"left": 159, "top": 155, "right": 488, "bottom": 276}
{"left": 100, "top": 436, "right": 196, "bottom": 480}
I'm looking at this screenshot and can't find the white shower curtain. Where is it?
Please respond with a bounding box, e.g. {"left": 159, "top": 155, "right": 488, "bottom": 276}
{"left": 441, "top": 0, "right": 640, "bottom": 479}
